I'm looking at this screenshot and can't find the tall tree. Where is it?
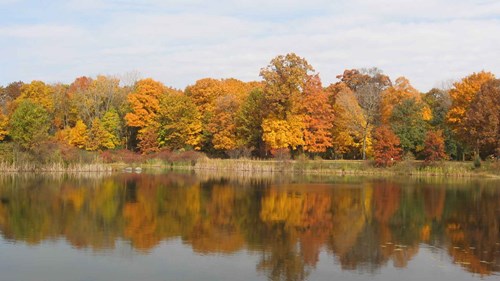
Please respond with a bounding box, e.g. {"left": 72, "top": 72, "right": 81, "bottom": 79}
{"left": 236, "top": 88, "right": 266, "bottom": 156}
{"left": 125, "top": 78, "right": 165, "bottom": 152}
{"left": 423, "top": 88, "right": 458, "bottom": 159}
{"left": 337, "top": 68, "right": 391, "bottom": 159}
{"left": 51, "top": 83, "right": 75, "bottom": 130}
{"left": 299, "top": 75, "right": 334, "bottom": 153}
{"left": 447, "top": 71, "right": 495, "bottom": 150}
{"left": 125, "top": 78, "right": 165, "bottom": 128}
{"left": 207, "top": 94, "right": 240, "bottom": 151}
{"left": 260, "top": 53, "right": 314, "bottom": 119}
{"left": 329, "top": 83, "right": 367, "bottom": 158}
{"left": 464, "top": 79, "right": 500, "bottom": 157}
{"left": 259, "top": 53, "right": 314, "bottom": 153}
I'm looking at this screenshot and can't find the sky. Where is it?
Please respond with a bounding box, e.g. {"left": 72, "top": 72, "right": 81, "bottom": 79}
{"left": 1, "top": 0, "right": 499, "bottom": 92}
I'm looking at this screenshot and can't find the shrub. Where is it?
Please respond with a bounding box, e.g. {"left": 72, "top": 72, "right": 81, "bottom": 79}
{"left": 373, "top": 126, "right": 403, "bottom": 167}
{"left": 473, "top": 154, "right": 482, "bottom": 168}
{"left": 422, "top": 130, "right": 448, "bottom": 164}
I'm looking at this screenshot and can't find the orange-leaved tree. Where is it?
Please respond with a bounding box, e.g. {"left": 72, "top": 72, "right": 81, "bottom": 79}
{"left": 381, "top": 77, "right": 430, "bottom": 124}
{"left": 185, "top": 78, "right": 257, "bottom": 152}
{"left": 299, "top": 75, "right": 334, "bottom": 153}
{"left": 125, "top": 78, "right": 165, "bottom": 153}
{"left": 373, "top": 126, "right": 402, "bottom": 167}
{"left": 446, "top": 71, "right": 495, "bottom": 147}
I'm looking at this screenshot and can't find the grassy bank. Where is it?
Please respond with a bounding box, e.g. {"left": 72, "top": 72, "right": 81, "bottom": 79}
{"left": 0, "top": 162, "right": 112, "bottom": 172}
{"left": 0, "top": 141, "right": 498, "bottom": 177}
{"left": 190, "top": 158, "right": 500, "bottom": 178}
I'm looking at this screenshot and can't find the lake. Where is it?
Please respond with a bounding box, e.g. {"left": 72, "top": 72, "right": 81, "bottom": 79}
{"left": 0, "top": 172, "right": 498, "bottom": 281}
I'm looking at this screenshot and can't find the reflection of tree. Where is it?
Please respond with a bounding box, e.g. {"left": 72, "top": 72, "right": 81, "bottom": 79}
{"left": 257, "top": 186, "right": 334, "bottom": 280}
{"left": 444, "top": 188, "right": 500, "bottom": 275}
{"left": 390, "top": 186, "right": 426, "bottom": 244}
{"left": 423, "top": 186, "right": 445, "bottom": 221}
{"left": 257, "top": 234, "right": 309, "bottom": 281}
{"left": 0, "top": 174, "right": 499, "bottom": 278}
{"left": 188, "top": 185, "right": 245, "bottom": 254}
{"left": 371, "top": 182, "right": 419, "bottom": 268}
{"left": 327, "top": 186, "right": 371, "bottom": 269}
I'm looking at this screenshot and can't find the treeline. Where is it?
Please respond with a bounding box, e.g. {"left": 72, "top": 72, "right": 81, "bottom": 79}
{"left": 0, "top": 53, "right": 498, "bottom": 164}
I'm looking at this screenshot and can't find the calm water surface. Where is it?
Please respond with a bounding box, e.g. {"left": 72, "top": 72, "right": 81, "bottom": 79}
{"left": 0, "top": 172, "right": 499, "bottom": 281}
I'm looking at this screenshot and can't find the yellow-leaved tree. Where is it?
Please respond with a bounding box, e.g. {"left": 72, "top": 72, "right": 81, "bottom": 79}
{"left": 262, "top": 116, "right": 305, "bottom": 150}
{"left": 157, "top": 91, "right": 202, "bottom": 150}
{"left": 0, "top": 112, "right": 8, "bottom": 141}
{"left": 260, "top": 53, "right": 315, "bottom": 154}
{"left": 329, "top": 83, "right": 368, "bottom": 158}
{"left": 68, "top": 119, "right": 88, "bottom": 149}
{"left": 17, "top": 80, "right": 54, "bottom": 113}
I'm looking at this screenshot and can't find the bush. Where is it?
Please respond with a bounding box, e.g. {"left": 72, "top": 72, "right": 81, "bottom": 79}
{"left": 422, "top": 130, "right": 448, "bottom": 164}
{"left": 473, "top": 154, "right": 482, "bottom": 168}
{"left": 99, "top": 149, "right": 143, "bottom": 164}
{"left": 373, "top": 126, "right": 403, "bottom": 167}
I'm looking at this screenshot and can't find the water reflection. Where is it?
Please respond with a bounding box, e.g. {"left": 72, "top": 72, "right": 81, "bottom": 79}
{"left": 0, "top": 173, "right": 499, "bottom": 280}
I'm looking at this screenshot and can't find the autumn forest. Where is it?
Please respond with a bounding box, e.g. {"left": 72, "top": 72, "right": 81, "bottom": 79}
{"left": 1, "top": 53, "right": 499, "bottom": 166}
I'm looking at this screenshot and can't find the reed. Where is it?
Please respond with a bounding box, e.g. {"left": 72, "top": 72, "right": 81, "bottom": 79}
{"left": 0, "top": 161, "right": 113, "bottom": 172}
{"left": 187, "top": 158, "right": 498, "bottom": 177}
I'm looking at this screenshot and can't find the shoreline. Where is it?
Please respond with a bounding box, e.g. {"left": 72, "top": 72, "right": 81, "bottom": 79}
{"left": 0, "top": 159, "right": 498, "bottom": 178}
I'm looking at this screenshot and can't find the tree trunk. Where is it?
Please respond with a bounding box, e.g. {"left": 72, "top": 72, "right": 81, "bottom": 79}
{"left": 362, "top": 134, "right": 367, "bottom": 160}
{"left": 362, "top": 124, "right": 370, "bottom": 160}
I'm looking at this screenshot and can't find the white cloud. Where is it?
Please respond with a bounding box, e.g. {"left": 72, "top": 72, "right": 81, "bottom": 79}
{"left": 0, "top": 0, "right": 499, "bottom": 91}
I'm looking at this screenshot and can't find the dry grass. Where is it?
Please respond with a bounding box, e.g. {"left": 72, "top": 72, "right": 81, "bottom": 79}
{"left": 0, "top": 161, "right": 112, "bottom": 172}
{"left": 189, "top": 158, "right": 497, "bottom": 178}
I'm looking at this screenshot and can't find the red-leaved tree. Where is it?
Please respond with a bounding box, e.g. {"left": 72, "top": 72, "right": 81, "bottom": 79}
{"left": 373, "top": 126, "right": 402, "bottom": 167}
{"left": 422, "top": 130, "right": 448, "bottom": 164}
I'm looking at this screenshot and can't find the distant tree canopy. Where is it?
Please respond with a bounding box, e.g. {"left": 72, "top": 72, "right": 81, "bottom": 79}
{"left": 0, "top": 54, "right": 497, "bottom": 160}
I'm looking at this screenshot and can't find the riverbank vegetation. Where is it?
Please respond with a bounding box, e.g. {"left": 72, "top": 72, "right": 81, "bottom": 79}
{"left": 0, "top": 53, "right": 498, "bottom": 172}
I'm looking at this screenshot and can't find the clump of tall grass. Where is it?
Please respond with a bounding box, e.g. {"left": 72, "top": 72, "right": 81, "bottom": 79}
{"left": 0, "top": 141, "right": 111, "bottom": 172}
